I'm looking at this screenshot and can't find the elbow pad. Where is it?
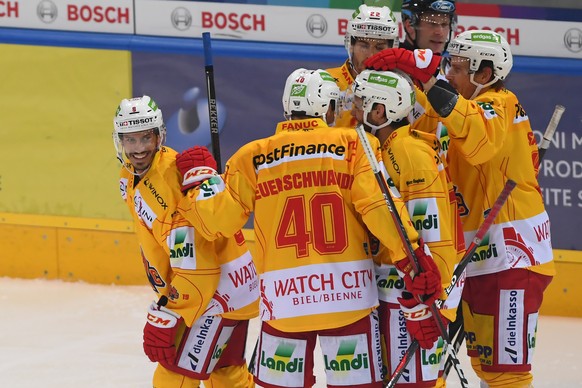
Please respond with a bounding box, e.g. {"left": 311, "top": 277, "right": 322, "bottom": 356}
{"left": 426, "top": 79, "right": 459, "bottom": 118}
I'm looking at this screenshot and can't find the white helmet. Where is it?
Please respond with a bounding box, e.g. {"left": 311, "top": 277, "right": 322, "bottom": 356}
{"left": 113, "top": 95, "right": 166, "bottom": 165}
{"left": 447, "top": 30, "right": 513, "bottom": 85}
{"left": 344, "top": 5, "right": 399, "bottom": 62}
{"left": 353, "top": 70, "right": 416, "bottom": 134}
{"left": 282, "top": 68, "right": 340, "bottom": 121}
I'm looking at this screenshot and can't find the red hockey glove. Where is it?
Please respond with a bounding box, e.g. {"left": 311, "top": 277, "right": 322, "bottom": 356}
{"left": 176, "top": 146, "right": 218, "bottom": 193}
{"left": 364, "top": 48, "right": 441, "bottom": 84}
{"left": 143, "top": 301, "right": 184, "bottom": 364}
{"left": 395, "top": 241, "right": 442, "bottom": 306}
{"left": 398, "top": 294, "right": 449, "bottom": 349}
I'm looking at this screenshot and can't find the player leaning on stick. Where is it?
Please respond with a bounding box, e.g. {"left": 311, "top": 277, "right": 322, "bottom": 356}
{"left": 327, "top": 4, "right": 399, "bottom": 128}
{"left": 173, "top": 68, "right": 443, "bottom": 388}
{"left": 113, "top": 96, "right": 259, "bottom": 388}
{"left": 351, "top": 69, "right": 464, "bottom": 387}
{"left": 366, "top": 31, "right": 555, "bottom": 388}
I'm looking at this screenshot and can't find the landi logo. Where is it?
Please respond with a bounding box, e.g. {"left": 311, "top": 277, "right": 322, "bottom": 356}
{"left": 421, "top": 337, "right": 445, "bottom": 366}
{"left": 324, "top": 339, "right": 369, "bottom": 371}
{"left": 471, "top": 234, "right": 498, "bottom": 263}
{"left": 169, "top": 227, "right": 195, "bottom": 259}
{"left": 412, "top": 200, "right": 438, "bottom": 231}
{"left": 212, "top": 342, "right": 228, "bottom": 360}
{"left": 261, "top": 342, "right": 304, "bottom": 373}
{"left": 376, "top": 267, "right": 404, "bottom": 290}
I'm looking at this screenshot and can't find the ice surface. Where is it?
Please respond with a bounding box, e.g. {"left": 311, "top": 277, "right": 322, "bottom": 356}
{"left": 1, "top": 278, "right": 579, "bottom": 387}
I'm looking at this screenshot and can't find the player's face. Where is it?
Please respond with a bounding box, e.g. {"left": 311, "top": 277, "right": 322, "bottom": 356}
{"left": 351, "top": 38, "right": 392, "bottom": 75}
{"left": 444, "top": 56, "right": 476, "bottom": 99}
{"left": 415, "top": 13, "right": 451, "bottom": 54}
{"left": 120, "top": 129, "right": 159, "bottom": 174}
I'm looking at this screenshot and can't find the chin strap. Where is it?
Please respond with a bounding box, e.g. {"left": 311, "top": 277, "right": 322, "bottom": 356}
{"left": 469, "top": 73, "right": 499, "bottom": 99}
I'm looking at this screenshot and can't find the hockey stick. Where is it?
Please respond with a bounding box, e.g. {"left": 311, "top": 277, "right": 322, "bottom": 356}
{"left": 386, "top": 178, "right": 516, "bottom": 387}
{"left": 538, "top": 105, "right": 565, "bottom": 161}
{"left": 202, "top": 32, "right": 222, "bottom": 173}
{"left": 354, "top": 125, "right": 468, "bottom": 387}
{"left": 441, "top": 103, "right": 566, "bottom": 381}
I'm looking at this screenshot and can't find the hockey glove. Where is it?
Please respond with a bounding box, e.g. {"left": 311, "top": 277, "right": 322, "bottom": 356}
{"left": 176, "top": 146, "right": 218, "bottom": 193}
{"left": 395, "top": 241, "right": 442, "bottom": 306}
{"left": 364, "top": 48, "right": 441, "bottom": 84}
{"left": 398, "top": 293, "right": 449, "bottom": 349}
{"left": 143, "top": 300, "right": 184, "bottom": 364}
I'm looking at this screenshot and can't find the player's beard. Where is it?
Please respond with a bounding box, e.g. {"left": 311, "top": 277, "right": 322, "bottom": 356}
{"left": 128, "top": 150, "right": 155, "bottom": 175}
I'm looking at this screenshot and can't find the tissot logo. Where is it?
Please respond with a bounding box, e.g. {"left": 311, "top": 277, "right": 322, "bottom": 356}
{"left": 37, "top": 0, "right": 57, "bottom": 24}
{"left": 564, "top": 28, "right": 582, "bottom": 53}
{"left": 171, "top": 7, "right": 192, "bottom": 31}
{"left": 306, "top": 14, "right": 327, "bottom": 38}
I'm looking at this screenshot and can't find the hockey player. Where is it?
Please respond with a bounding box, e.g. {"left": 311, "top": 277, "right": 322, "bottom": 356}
{"left": 400, "top": 0, "right": 457, "bottom": 55}
{"left": 326, "top": 4, "right": 399, "bottom": 128}
{"left": 368, "top": 2, "right": 465, "bottom": 376}
{"left": 174, "top": 68, "right": 443, "bottom": 388}
{"left": 366, "top": 31, "right": 555, "bottom": 388}
{"left": 113, "top": 95, "right": 259, "bottom": 388}
{"left": 395, "top": 0, "right": 458, "bottom": 154}
{"left": 351, "top": 69, "right": 465, "bottom": 386}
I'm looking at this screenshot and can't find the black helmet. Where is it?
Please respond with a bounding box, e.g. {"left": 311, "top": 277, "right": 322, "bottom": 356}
{"left": 401, "top": 0, "right": 457, "bottom": 52}
{"left": 402, "top": 0, "right": 456, "bottom": 24}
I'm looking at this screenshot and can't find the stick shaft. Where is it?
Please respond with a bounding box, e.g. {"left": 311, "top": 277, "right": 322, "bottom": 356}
{"left": 355, "top": 125, "right": 465, "bottom": 385}
{"left": 202, "top": 32, "right": 222, "bottom": 173}
{"left": 388, "top": 179, "right": 515, "bottom": 386}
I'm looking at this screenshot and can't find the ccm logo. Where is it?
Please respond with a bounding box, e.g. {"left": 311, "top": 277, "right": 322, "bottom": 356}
{"left": 403, "top": 307, "right": 431, "bottom": 320}
{"left": 147, "top": 313, "right": 172, "bottom": 327}
{"left": 68, "top": 5, "right": 130, "bottom": 24}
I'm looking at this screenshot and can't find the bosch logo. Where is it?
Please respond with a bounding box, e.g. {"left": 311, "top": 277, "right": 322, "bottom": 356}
{"left": 306, "top": 14, "right": 327, "bottom": 38}
{"left": 171, "top": 7, "right": 192, "bottom": 31}
{"left": 37, "top": 0, "right": 57, "bottom": 24}
{"left": 564, "top": 28, "right": 582, "bottom": 53}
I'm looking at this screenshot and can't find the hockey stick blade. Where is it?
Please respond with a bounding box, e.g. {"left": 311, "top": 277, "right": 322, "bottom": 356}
{"left": 538, "top": 105, "right": 565, "bottom": 161}
{"left": 202, "top": 32, "right": 222, "bottom": 173}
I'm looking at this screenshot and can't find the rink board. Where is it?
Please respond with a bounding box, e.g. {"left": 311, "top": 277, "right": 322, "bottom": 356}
{"left": 0, "top": 214, "right": 581, "bottom": 318}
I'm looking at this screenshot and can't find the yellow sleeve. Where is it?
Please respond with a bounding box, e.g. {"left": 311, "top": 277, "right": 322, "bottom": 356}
{"left": 442, "top": 94, "right": 508, "bottom": 166}
{"left": 354, "top": 133, "right": 419, "bottom": 264}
